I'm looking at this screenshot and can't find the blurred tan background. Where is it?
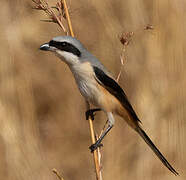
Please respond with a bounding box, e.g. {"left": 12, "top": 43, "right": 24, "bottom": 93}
{"left": 0, "top": 0, "right": 185, "bottom": 179}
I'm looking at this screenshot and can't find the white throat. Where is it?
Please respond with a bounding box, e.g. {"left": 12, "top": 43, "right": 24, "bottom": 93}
{"left": 55, "top": 50, "right": 79, "bottom": 66}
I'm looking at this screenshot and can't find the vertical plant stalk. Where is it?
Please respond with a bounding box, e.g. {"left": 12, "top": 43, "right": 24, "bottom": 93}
{"left": 62, "top": 1, "right": 102, "bottom": 179}
{"left": 86, "top": 103, "right": 102, "bottom": 180}
{"left": 33, "top": 0, "right": 102, "bottom": 178}
{"left": 62, "top": 0, "right": 74, "bottom": 37}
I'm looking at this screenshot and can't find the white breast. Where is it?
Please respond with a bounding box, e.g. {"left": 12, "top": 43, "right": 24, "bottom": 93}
{"left": 70, "top": 62, "right": 101, "bottom": 105}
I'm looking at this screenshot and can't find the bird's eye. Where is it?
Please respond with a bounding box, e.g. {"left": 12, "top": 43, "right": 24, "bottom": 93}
{"left": 61, "top": 42, "right": 67, "bottom": 46}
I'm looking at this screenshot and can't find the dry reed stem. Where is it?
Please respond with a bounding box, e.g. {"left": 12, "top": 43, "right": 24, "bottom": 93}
{"left": 86, "top": 103, "right": 102, "bottom": 180}
{"left": 89, "top": 119, "right": 102, "bottom": 180}
{"left": 52, "top": 169, "right": 65, "bottom": 180}
{"left": 61, "top": 1, "right": 102, "bottom": 179}
{"left": 62, "top": 0, "right": 74, "bottom": 37}
{"left": 33, "top": 0, "right": 102, "bottom": 179}
{"left": 95, "top": 134, "right": 103, "bottom": 180}
{"left": 62, "top": 1, "right": 102, "bottom": 178}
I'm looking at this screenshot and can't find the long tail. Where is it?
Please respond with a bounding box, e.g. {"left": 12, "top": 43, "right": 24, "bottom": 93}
{"left": 136, "top": 126, "right": 179, "bottom": 176}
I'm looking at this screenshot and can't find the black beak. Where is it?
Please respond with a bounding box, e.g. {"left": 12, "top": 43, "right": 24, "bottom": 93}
{"left": 39, "top": 43, "right": 50, "bottom": 51}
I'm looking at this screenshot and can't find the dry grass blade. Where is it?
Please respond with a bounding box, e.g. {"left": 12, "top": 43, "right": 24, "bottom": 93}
{"left": 52, "top": 169, "right": 65, "bottom": 180}
{"left": 32, "top": 0, "right": 67, "bottom": 33}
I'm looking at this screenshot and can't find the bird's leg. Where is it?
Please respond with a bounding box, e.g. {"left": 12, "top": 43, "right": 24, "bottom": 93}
{"left": 89, "top": 124, "right": 113, "bottom": 152}
{"left": 85, "top": 108, "right": 101, "bottom": 120}
{"left": 89, "top": 112, "right": 115, "bottom": 152}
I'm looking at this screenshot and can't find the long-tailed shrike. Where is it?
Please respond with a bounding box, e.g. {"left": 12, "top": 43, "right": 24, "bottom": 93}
{"left": 40, "top": 36, "right": 178, "bottom": 175}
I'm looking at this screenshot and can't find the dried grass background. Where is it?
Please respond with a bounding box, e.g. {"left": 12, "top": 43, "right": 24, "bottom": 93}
{"left": 0, "top": 0, "right": 185, "bottom": 179}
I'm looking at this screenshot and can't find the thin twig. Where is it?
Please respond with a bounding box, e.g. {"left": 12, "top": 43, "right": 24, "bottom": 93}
{"left": 52, "top": 169, "right": 65, "bottom": 180}
{"left": 116, "top": 25, "right": 154, "bottom": 81}
{"left": 116, "top": 52, "right": 125, "bottom": 82}
{"left": 62, "top": 0, "right": 74, "bottom": 37}
{"left": 116, "top": 31, "right": 134, "bottom": 82}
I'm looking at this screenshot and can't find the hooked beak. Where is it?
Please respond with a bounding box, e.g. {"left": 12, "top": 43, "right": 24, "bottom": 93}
{"left": 39, "top": 43, "right": 50, "bottom": 51}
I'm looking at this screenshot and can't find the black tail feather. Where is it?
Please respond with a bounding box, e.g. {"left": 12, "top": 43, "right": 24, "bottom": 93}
{"left": 136, "top": 127, "right": 179, "bottom": 176}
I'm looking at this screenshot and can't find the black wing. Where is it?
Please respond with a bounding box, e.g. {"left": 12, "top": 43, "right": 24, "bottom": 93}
{"left": 93, "top": 66, "right": 179, "bottom": 175}
{"left": 93, "top": 66, "right": 141, "bottom": 123}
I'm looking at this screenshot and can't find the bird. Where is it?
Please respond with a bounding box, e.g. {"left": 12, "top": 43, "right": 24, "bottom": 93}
{"left": 40, "top": 36, "right": 178, "bottom": 175}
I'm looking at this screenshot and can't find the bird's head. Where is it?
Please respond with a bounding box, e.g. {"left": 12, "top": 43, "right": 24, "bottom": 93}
{"left": 40, "top": 36, "right": 84, "bottom": 65}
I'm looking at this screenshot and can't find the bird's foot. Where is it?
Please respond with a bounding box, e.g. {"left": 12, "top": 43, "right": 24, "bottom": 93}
{"left": 85, "top": 108, "right": 101, "bottom": 120}
{"left": 89, "top": 142, "right": 103, "bottom": 153}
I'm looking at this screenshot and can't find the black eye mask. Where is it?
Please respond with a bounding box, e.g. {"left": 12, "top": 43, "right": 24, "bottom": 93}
{"left": 49, "top": 40, "right": 81, "bottom": 57}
